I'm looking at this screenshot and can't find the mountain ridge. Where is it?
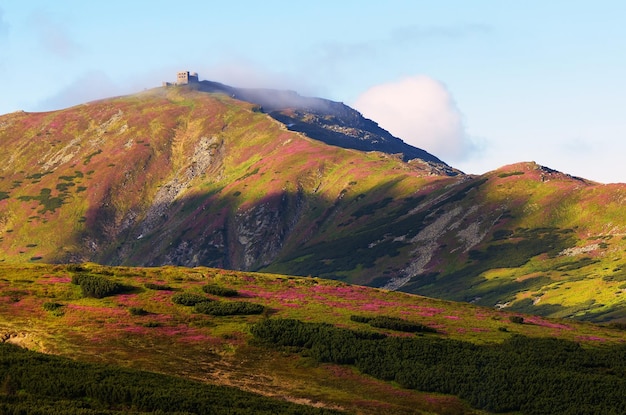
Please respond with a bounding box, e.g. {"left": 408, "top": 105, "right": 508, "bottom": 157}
{"left": 189, "top": 80, "right": 458, "bottom": 171}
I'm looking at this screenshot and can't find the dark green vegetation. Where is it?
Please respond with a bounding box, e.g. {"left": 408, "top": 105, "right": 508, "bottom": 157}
{"left": 202, "top": 284, "right": 239, "bottom": 297}
{"left": 71, "top": 274, "right": 127, "bottom": 299}
{"left": 350, "top": 315, "right": 437, "bottom": 333}
{"left": 253, "top": 318, "right": 626, "bottom": 414}
{"left": 0, "top": 343, "right": 339, "bottom": 415}
{"left": 194, "top": 301, "right": 264, "bottom": 316}
{"left": 171, "top": 292, "right": 211, "bottom": 306}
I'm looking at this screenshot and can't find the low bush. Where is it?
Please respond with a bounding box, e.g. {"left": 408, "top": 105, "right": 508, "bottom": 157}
{"left": 42, "top": 302, "right": 63, "bottom": 312}
{"left": 71, "top": 274, "right": 124, "bottom": 298}
{"left": 202, "top": 284, "right": 238, "bottom": 297}
{"left": 128, "top": 307, "right": 148, "bottom": 316}
{"left": 369, "top": 316, "right": 437, "bottom": 333}
{"left": 194, "top": 301, "right": 264, "bottom": 316}
{"left": 351, "top": 315, "right": 437, "bottom": 333}
{"left": 171, "top": 292, "right": 211, "bottom": 306}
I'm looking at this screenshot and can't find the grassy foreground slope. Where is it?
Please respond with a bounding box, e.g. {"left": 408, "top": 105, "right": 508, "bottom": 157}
{"left": 2, "top": 263, "right": 626, "bottom": 414}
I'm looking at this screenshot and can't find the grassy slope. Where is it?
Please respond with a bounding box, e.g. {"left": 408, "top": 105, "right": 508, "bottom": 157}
{"left": 2, "top": 263, "right": 626, "bottom": 414}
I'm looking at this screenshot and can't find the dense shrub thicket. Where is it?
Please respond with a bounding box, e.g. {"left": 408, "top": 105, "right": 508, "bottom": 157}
{"left": 252, "top": 318, "right": 626, "bottom": 414}
{"left": 194, "top": 301, "right": 264, "bottom": 316}
{"left": 202, "top": 284, "right": 238, "bottom": 297}
{"left": 0, "top": 343, "right": 339, "bottom": 415}
{"left": 71, "top": 274, "right": 125, "bottom": 298}
{"left": 171, "top": 293, "right": 211, "bottom": 306}
{"left": 350, "top": 315, "right": 437, "bottom": 333}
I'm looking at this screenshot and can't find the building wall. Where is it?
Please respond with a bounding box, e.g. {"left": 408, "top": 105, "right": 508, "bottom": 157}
{"left": 177, "top": 71, "right": 190, "bottom": 85}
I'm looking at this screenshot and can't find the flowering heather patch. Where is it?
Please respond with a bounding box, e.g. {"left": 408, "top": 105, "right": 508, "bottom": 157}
{"left": 524, "top": 315, "right": 572, "bottom": 330}
{"left": 149, "top": 291, "right": 176, "bottom": 306}
{"left": 115, "top": 294, "right": 143, "bottom": 307}
{"left": 123, "top": 325, "right": 153, "bottom": 336}
{"left": 404, "top": 305, "right": 446, "bottom": 317}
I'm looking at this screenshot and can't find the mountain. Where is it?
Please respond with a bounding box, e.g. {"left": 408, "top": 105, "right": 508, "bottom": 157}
{"left": 2, "top": 83, "right": 626, "bottom": 322}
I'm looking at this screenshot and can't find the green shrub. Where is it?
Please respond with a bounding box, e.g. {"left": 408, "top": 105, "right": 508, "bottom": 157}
{"left": 42, "top": 302, "right": 63, "bottom": 312}
{"left": 368, "top": 316, "right": 437, "bottom": 333}
{"left": 351, "top": 314, "right": 436, "bottom": 333}
{"left": 66, "top": 263, "right": 87, "bottom": 272}
{"left": 42, "top": 302, "right": 65, "bottom": 317}
{"left": 194, "top": 301, "right": 265, "bottom": 316}
{"left": 202, "top": 284, "right": 238, "bottom": 297}
{"left": 171, "top": 292, "right": 211, "bottom": 306}
{"left": 128, "top": 307, "right": 148, "bottom": 316}
{"left": 71, "top": 274, "right": 124, "bottom": 298}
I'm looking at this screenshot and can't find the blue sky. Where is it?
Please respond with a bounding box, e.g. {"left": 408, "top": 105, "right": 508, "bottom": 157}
{"left": 1, "top": 1, "right": 625, "bottom": 183}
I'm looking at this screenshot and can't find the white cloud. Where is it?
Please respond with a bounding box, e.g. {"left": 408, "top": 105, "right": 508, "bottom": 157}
{"left": 353, "top": 75, "right": 476, "bottom": 162}
{"left": 198, "top": 61, "right": 322, "bottom": 97}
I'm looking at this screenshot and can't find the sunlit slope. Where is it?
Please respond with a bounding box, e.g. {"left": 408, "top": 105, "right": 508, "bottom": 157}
{"left": 0, "top": 86, "right": 451, "bottom": 268}
{"left": 388, "top": 162, "right": 626, "bottom": 321}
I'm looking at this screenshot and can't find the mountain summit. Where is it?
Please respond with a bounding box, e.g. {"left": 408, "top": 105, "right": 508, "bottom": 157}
{"left": 1, "top": 78, "right": 626, "bottom": 321}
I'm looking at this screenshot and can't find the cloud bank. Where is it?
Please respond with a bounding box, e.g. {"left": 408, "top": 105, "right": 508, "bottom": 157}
{"left": 353, "top": 76, "right": 475, "bottom": 162}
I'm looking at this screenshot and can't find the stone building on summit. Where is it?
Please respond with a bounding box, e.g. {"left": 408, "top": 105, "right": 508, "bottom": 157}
{"left": 163, "top": 71, "right": 199, "bottom": 87}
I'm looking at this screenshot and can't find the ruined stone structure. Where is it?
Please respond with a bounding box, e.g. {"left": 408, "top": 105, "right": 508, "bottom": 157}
{"left": 177, "top": 71, "right": 199, "bottom": 84}
{"left": 163, "top": 71, "right": 199, "bottom": 87}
